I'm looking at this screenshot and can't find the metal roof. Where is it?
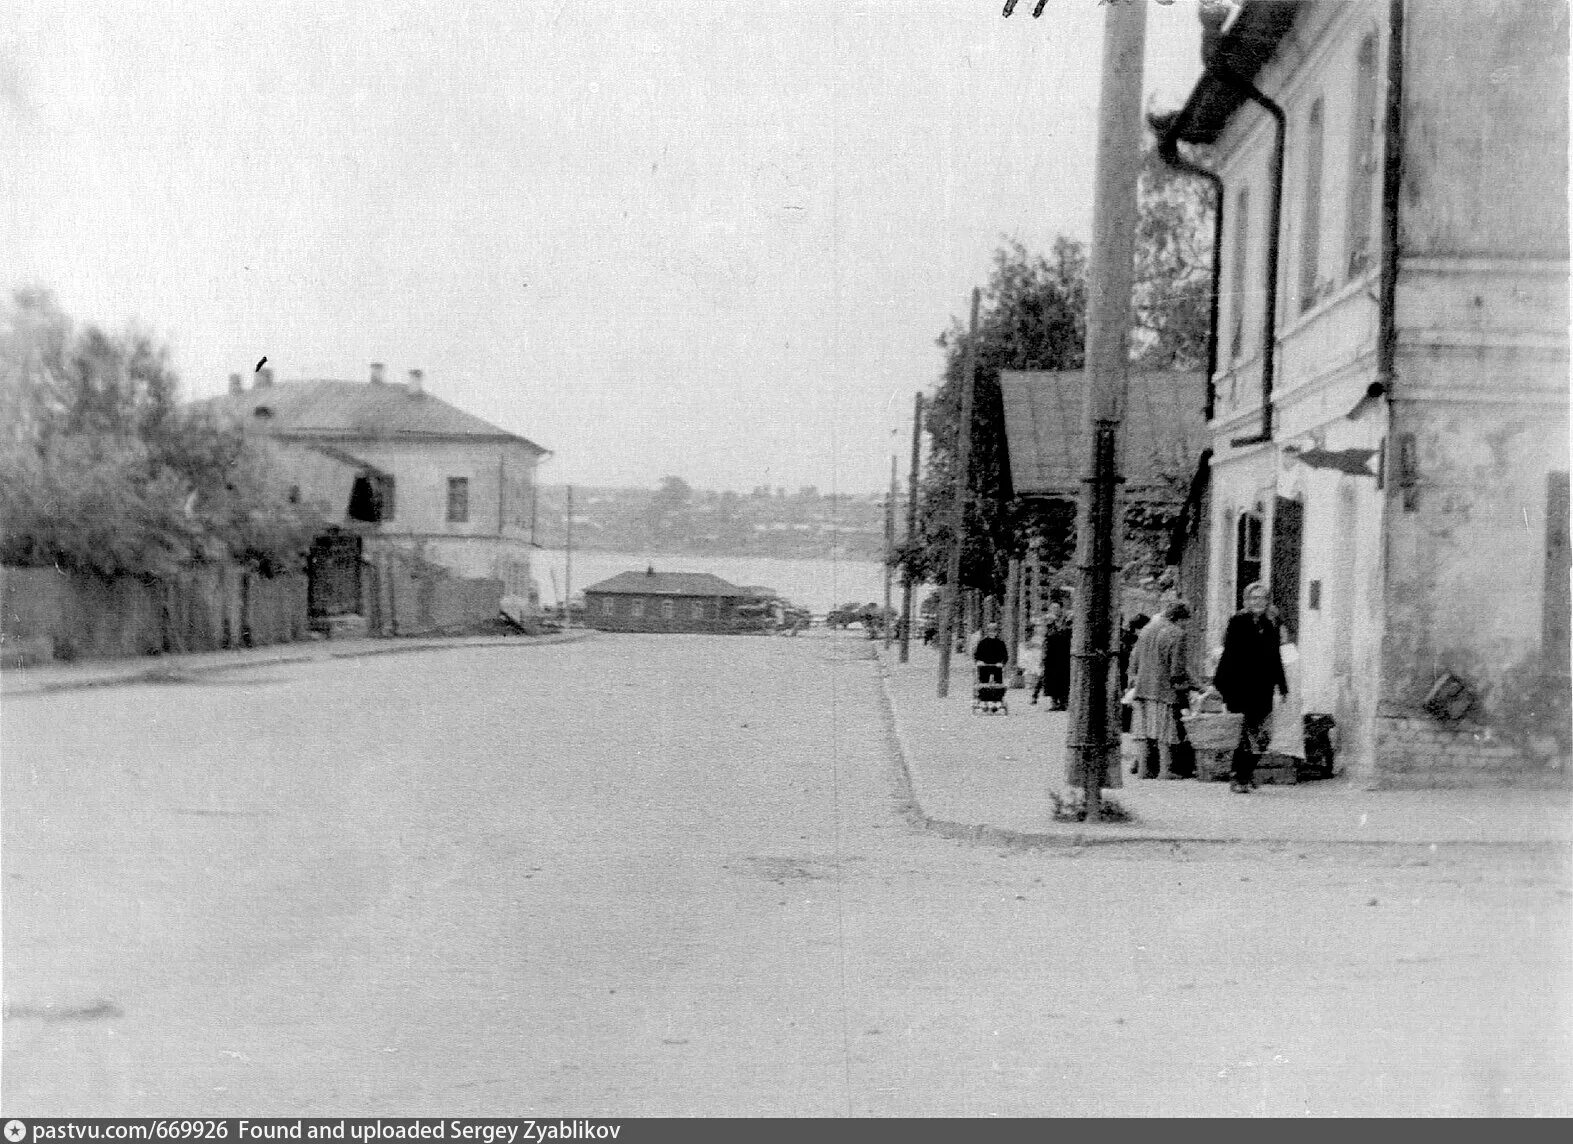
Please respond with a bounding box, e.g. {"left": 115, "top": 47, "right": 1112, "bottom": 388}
{"left": 999, "top": 369, "right": 1208, "bottom": 501}
{"left": 201, "top": 380, "right": 549, "bottom": 452}
{"left": 582, "top": 571, "right": 749, "bottom": 597}
{"left": 1169, "top": 1, "right": 1304, "bottom": 145}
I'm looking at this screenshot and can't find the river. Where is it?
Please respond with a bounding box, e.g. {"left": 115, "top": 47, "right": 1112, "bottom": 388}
{"left": 534, "top": 549, "right": 899, "bottom": 617}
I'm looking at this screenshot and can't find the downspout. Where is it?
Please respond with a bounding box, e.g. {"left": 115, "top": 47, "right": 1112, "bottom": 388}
{"left": 1154, "top": 112, "right": 1224, "bottom": 420}
{"left": 1212, "top": 65, "right": 1286, "bottom": 447}
{"left": 1377, "top": 0, "right": 1405, "bottom": 405}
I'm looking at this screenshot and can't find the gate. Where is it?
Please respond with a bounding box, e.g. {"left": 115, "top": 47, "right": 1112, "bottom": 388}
{"left": 307, "top": 530, "right": 363, "bottom": 618}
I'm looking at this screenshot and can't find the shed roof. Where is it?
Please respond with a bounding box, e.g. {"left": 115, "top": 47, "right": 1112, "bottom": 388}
{"left": 1000, "top": 369, "right": 1208, "bottom": 501}
{"left": 582, "top": 571, "right": 749, "bottom": 597}
{"left": 201, "top": 380, "right": 548, "bottom": 452}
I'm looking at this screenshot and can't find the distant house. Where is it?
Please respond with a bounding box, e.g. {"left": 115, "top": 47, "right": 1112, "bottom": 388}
{"left": 203, "top": 363, "right": 549, "bottom": 606}
{"left": 582, "top": 569, "right": 757, "bottom": 633}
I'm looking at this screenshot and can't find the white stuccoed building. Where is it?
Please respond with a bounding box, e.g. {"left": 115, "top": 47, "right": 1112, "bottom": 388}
{"left": 206, "top": 363, "right": 549, "bottom": 610}
{"left": 1159, "top": 0, "right": 1569, "bottom": 786}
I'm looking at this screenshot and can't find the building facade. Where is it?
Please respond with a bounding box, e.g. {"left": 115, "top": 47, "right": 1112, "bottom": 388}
{"left": 1165, "top": 0, "right": 1569, "bottom": 785}
{"left": 207, "top": 364, "right": 549, "bottom": 608}
{"left": 582, "top": 570, "right": 758, "bottom": 634}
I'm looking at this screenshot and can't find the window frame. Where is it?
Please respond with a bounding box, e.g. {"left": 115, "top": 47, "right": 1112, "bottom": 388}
{"left": 446, "top": 476, "right": 470, "bottom": 524}
{"left": 1228, "top": 184, "right": 1252, "bottom": 362}
{"left": 1346, "top": 31, "right": 1381, "bottom": 279}
{"left": 1298, "top": 95, "right": 1326, "bottom": 312}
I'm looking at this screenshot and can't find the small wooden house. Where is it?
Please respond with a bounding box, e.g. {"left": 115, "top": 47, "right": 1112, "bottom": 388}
{"left": 582, "top": 569, "right": 757, "bottom": 633}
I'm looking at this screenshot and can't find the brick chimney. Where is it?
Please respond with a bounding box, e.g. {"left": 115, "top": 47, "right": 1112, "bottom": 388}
{"left": 370, "top": 362, "right": 385, "bottom": 385}
{"left": 407, "top": 368, "right": 424, "bottom": 396}
{"left": 255, "top": 366, "right": 274, "bottom": 389}
{"left": 228, "top": 372, "right": 243, "bottom": 396}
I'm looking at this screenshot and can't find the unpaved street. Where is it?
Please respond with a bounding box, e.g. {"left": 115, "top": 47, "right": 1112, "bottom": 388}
{"left": 3, "top": 633, "right": 1569, "bottom": 1115}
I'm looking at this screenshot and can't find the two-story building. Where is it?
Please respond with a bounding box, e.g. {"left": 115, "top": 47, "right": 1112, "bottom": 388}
{"left": 1159, "top": 0, "right": 1569, "bottom": 785}
{"left": 207, "top": 363, "right": 549, "bottom": 606}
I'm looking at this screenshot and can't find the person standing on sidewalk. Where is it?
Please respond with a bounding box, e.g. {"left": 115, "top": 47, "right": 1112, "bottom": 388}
{"left": 1128, "top": 599, "right": 1194, "bottom": 779}
{"left": 1031, "top": 600, "right": 1072, "bottom": 709}
{"left": 1213, "top": 582, "right": 1289, "bottom": 793}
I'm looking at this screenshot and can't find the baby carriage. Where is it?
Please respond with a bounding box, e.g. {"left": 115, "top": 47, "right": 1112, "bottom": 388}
{"left": 972, "top": 661, "right": 1009, "bottom": 715}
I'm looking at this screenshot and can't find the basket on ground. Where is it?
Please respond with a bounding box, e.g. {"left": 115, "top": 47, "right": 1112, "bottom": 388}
{"left": 1181, "top": 711, "right": 1243, "bottom": 751}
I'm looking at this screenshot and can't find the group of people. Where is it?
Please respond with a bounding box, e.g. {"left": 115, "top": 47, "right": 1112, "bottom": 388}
{"left": 968, "top": 582, "right": 1290, "bottom": 795}
{"left": 1124, "top": 581, "right": 1289, "bottom": 793}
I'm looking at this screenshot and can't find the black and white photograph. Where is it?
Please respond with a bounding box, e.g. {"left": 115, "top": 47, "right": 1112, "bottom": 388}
{"left": 2, "top": 0, "right": 1569, "bottom": 1119}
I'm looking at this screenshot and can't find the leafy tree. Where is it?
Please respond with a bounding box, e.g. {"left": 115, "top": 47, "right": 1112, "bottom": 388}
{"left": 899, "top": 143, "right": 1213, "bottom": 601}
{"left": 0, "top": 288, "right": 319, "bottom": 577}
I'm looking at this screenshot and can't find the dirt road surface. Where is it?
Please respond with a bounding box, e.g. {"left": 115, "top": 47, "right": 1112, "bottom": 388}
{"left": 4, "top": 633, "right": 1568, "bottom": 1115}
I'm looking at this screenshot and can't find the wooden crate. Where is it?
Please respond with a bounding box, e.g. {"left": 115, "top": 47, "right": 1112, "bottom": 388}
{"left": 1255, "top": 754, "right": 1299, "bottom": 785}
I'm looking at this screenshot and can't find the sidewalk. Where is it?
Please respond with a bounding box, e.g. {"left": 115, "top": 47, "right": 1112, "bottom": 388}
{"left": 0, "top": 629, "right": 593, "bottom": 698}
{"left": 877, "top": 643, "right": 1573, "bottom": 848}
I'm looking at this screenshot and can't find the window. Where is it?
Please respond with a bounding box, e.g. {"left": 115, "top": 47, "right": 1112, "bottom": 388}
{"left": 447, "top": 477, "right": 469, "bottom": 523}
{"left": 1299, "top": 97, "right": 1325, "bottom": 312}
{"left": 1347, "top": 33, "right": 1380, "bottom": 278}
{"left": 631, "top": 597, "right": 645, "bottom": 618}
{"left": 692, "top": 601, "right": 705, "bottom": 621}
{"left": 1228, "top": 185, "right": 1251, "bottom": 361}
{"left": 348, "top": 473, "right": 395, "bottom": 523}
{"left": 662, "top": 599, "right": 676, "bottom": 619}
{"left": 601, "top": 597, "right": 615, "bottom": 616}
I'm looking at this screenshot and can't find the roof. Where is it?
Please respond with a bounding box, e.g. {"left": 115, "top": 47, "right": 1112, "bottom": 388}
{"left": 1167, "top": 1, "right": 1303, "bottom": 145}
{"left": 999, "top": 369, "right": 1209, "bottom": 500}
{"left": 200, "top": 380, "right": 549, "bottom": 452}
{"left": 582, "top": 571, "right": 749, "bottom": 597}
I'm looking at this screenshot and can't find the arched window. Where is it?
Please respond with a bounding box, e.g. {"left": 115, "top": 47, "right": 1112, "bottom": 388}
{"left": 1299, "top": 97, "right": 1325, "bottom": 311}
{"left": 1347, "top": 32, "right": 1380, "bottom": 277}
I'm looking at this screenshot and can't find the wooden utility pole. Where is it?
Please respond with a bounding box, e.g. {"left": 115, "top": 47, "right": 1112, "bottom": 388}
{"left": 1067, "top": 0, "right": 1146, "bottom": 821}
{"left": 1005, "top": 556, "right": 1023, "bottom": 687}
{"left": 899, "top": 392, "right": 923, "bottom": 664}
{"left": 937, "top": 287, "right": 980, "bottom": 699}
{"left": 883, "top": 455, "right": 896, "bottom": 650}
{"left": 564, "top": 484, "right": 573, "bottom": 631}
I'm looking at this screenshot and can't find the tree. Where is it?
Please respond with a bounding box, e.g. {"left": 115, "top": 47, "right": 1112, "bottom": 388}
{"left": 899, "top": 144, "right": 1213, "bottom": 600}
{"left": 0, "top": 288, "right": 320, "bottom": 577}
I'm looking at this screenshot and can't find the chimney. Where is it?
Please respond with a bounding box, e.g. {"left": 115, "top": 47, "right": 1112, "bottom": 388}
{"left": 370, "top": 362, "right": 385, "bottom": 385}
{"left": 228, "top": 372, "right": 243, "bottom": 396}
{"left": 255, "top": 366, "right": 274, "bottom": 389}
{"left": 407, "top": 368, "right": 424, "bottom": 396}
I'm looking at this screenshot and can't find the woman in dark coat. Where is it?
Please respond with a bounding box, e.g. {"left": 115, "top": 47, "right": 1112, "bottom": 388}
{"left": 1032, "top": 602, "right": 1073, "bottom": 710}
{"left": 1212, "top": 581, "right": 1289, "bottom": 793}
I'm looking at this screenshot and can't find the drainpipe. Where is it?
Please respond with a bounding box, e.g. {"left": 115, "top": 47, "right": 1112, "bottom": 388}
{"left": 1377, "top": 0, "right": 1405, "bottom": 404}
{"left": 1153, "top": 112, "right": 1224, "bottom": 420}
{"left": 1211, "top": 65, "right": 1286, "bottom": 448}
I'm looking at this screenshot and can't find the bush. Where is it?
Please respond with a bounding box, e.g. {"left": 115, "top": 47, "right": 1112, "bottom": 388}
{"left": 0, "top": 288, "right": 320, "bottom": 577}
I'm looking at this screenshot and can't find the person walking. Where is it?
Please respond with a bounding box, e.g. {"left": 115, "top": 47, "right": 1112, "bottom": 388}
{"left": 1213, "top": 581, "right": 1289, "bottom": 793}
{"left": 1128, "top": 599, "right": 1194, "bottom": 779}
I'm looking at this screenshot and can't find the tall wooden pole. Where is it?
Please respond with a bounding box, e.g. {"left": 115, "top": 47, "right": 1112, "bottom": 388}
{"left": 883, "top": 454, "right": 896, "bottom": 650}
{"left": 1067, "top": 0, "right": 1145, "bottom": 821}
{"left": 937, "top": 287, "right": 980, "bottom": 699}
{"left": 564, "top": 484, "right": 573, "bottom": 631}
{"left": 899, "top": 392, "right": 923, "bottom": 664}
{"left": 1005, "top": 556, "right": 1022, "bottom": 686}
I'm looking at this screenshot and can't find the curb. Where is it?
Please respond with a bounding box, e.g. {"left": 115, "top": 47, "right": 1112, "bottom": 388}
{"left": 1, "top": 629, "right": 596, "bottom": 698}
{"left": 870, "top": 654, "right": 1570, "bottom": 854}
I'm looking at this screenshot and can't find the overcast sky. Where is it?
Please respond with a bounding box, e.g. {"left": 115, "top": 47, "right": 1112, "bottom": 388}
{"left": 3, "top": 0, "right": 1202, "bottom": 495}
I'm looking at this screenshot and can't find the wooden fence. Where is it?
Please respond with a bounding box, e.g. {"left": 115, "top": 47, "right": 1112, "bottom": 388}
{"left": 1, "top": 565, "right": 308, "bottom": 667}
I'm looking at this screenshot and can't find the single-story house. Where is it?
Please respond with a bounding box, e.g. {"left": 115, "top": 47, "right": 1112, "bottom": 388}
{"left": 582, "top": 568, "right": 758, "bottom": 633}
